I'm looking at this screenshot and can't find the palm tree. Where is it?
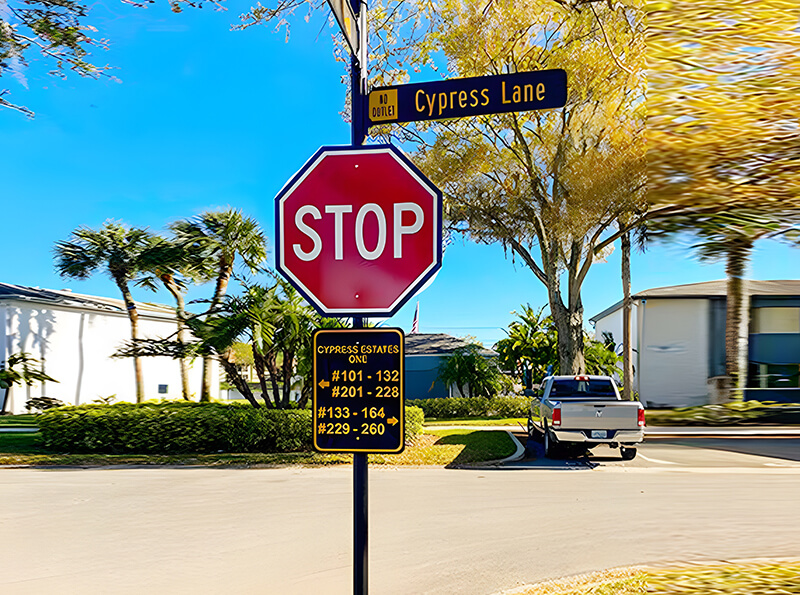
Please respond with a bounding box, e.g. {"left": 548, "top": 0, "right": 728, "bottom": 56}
{"left": 137, "top": 236, "right": 205, "bottom": 400}
{"left": 170, "top": 209, "right": 267, "bottom": 401}
{"left": 494, "top": 305, "right": 558, "bottom": 388}
{"left": 650, "top": 209, "right": 800, "bottom": 398}
{"left": 54, "top": 221, "right": 155, "bottom": 402}
{"left": 0, "top": 352, "right": 58, "bottom": 414}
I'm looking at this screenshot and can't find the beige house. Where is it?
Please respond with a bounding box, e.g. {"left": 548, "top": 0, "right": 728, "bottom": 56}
{"left": 591, "top": 280, "right": 800, "bottom": 407}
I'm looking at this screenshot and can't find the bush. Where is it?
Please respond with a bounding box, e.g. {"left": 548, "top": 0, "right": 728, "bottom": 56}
{"left": 405, "top": 405, "right": 424, "bottom": 442}
{"left": 38, "top": 401, "right": 427, "bottom": 454}
{"left": 38, "top": 401, "right": 313, "bottom": 454}
{"left": 410, "top": 396, "right": 529, "bottom": 419}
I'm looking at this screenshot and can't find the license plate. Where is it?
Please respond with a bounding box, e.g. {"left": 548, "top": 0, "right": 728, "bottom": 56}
{"left": 591, "top": 430, "right": 607, "bottom": 439}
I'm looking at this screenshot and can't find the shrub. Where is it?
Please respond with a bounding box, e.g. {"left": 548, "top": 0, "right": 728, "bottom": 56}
{"left": 38, "top": 402, "right": 313, "bottom": 454}
{"left": 38, "top": 401, "right": 426, "bottom": 454}
{"left": 405, "top": 406, "right": 424, "bottom": 442}
{"left": 410, "top": 396, "right": 529, "bottom": 419}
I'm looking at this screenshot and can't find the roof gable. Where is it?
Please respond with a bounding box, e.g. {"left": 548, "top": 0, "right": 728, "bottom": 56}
{"left": 0, "top": 282, "right": 175, "bottom": 317}
{"left": 404, "top": 333, "right": 496, "bottom": 356}
{"left": 590, "top": 279, "right": 800, "bottom": 323}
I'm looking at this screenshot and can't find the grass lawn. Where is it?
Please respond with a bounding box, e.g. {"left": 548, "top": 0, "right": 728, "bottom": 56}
{"left": 0, "top": 414, "right": 38, "bottom": 427}
{"left": 515, "top": 560, "right": 800, "bottom": 594}
{"left": 424, "top": 417, "right": 527, "bottom": 427}
{"left": 0, "top": 429, "right": 516, "bottom": 467}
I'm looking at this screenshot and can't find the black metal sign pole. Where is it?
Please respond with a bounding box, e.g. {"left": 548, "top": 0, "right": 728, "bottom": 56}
{"left": 352, "top": 317, "right": 368, "bottom": 595}
{"left": 351, "top": 2, "right": 368, "bottom": 594}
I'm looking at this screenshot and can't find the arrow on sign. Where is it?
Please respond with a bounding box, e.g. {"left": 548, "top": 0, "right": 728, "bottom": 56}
{"left": 319, "top": 379, "right": 330, "bottom": 389}
{"left": 387, "top": 417, "right": 398, "bottom": 426}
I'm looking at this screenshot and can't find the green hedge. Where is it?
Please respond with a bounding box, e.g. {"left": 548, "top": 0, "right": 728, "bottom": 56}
{"left": 38, "top": 401, "right": 425, "bottom": 454}
{"left": 405, "top": 405, "right": 424, "bottom": 441}
{"left": 410, "top": 396, "right": 529, "bottom": 419}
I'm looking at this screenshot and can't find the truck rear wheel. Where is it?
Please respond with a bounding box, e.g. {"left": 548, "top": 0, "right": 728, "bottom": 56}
{"left": 620, "top": 447, "right": 637, "bottom": 461}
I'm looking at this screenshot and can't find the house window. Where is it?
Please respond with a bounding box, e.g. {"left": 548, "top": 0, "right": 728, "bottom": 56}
{"left": 751, "top": 308, "right": 800, "bottom": 334}
{"left": 158, "top": 384, "right": 168, "bottom": 394}
{"left": 748, "top": 363, "right": 800, "bottom": 389}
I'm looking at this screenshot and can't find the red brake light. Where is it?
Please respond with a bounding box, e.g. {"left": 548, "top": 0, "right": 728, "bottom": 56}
{"left": 552, "top": 406, "right": 562, "bottom": 428}
{"left": 638, "top": 407, "right": 646, "bottom": 427}
{"left": 575, "top": 375, "right": 589, "bottom": 381}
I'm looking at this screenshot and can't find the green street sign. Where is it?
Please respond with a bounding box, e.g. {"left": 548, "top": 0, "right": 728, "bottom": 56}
{"left": 368, "top": 69, "right": 567, "bottom": 126}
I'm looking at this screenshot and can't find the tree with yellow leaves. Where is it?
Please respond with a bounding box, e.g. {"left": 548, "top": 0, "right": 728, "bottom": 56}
{"left": 240, "top": 0, "right": 646, "bottom": 374}
{"left": 646, "top": 0, "right": 800, "bottom": 397}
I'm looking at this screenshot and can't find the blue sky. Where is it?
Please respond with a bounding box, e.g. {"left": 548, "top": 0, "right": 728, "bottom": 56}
{"left": 3, "top": 2, "right": 799, "bottom": 347}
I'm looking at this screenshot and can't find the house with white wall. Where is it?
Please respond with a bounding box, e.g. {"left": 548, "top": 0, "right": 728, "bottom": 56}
{"left": 590, "top": 280, "right": 800, "bottom": 407}
{"left": 0, "top": 282, "right": 218, "bottom": 414}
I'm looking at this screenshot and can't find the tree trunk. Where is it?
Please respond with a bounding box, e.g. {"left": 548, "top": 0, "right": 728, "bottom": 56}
{"left": 298, "top": 380, "right": 312, "bottom": 408}
{"left": 0, "top": 387, "right": 9, "bottom": 415}
{"left": 162, "top": 275, "right": 191, "bottom": 400}
{"left": 621, "top": 231, "right": 634, "bottom": 400}
{"left": 266, "top": 355, "right": 282, "bottom": 409}
{"left": 118, "top": 281, "right": 145, "bottom": 403}
{"left": 545, "top": 257, "right": 586, "bottom": 375}
{"left": 219, "top": 357, "right": 260, "bottom": 407}
{"left": 281, "top": 350, "right": 294, "bottom": 408}
{"left": 550, "top": 300, "right": 586, "bottom": 375}
{"left": 201, "top": 263, "right": 233, "bottom": 401}
{"left": 253, "top": 349, "right": 276, "bottom": 409}
{"left": 725, "top": 243, "right": 751, "bottom": 400}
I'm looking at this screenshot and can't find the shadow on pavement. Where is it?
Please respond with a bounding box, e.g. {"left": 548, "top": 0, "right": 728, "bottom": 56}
{"left": 493, "top": 436, "right": 601, "bottom": 470}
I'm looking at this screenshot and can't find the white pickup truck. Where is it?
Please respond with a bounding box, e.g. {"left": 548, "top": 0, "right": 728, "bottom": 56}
{"left": 528, "top": 375, "right": 645, "bottom": 460}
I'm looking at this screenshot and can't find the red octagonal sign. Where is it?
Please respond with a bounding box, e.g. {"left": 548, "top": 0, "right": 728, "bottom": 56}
{"left": 276, "top": 145, "right": 442, "bottom": 316}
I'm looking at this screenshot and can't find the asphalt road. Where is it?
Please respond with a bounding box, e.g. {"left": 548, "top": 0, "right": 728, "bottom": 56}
{"left": 2, "top": 439, "right": 800, "bottom": 595}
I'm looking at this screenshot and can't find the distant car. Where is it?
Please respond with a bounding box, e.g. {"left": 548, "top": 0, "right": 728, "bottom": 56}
{"left": 528, "top": 375, "right": 645, "bottom": 460}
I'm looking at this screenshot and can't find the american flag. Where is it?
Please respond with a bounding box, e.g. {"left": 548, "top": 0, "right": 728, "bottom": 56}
{"left": 411, "top": 301, "right": 419, "bottom": 334}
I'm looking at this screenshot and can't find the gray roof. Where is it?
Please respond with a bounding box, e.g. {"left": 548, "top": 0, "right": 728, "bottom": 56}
{"left": 590, "top": 279, "right": 800, "bottom": 323}
{"left": 404, "top": 333, "right": 496, "bottom": 356}
{"left": 0, "top": 282, "right": 175, "bottom": 318}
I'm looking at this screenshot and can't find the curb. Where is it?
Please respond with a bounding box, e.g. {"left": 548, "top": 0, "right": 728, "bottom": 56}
{"left": 499, "top": 431, "right": 526, "bottom": 463}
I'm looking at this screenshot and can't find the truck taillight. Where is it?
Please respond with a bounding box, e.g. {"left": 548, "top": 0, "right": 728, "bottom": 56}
{"left": 553, "top": 406, "right": 562, "bottom": 428}
{"left": 638, "top": 407, "right": 646, "bottom": 427}
{"left": 574, "top": 375, "right": 589, "bottom": 381}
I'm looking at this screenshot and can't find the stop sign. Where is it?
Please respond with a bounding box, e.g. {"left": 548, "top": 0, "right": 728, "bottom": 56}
{"left": 275, "top": 145, "right": 442, "bottom": 316}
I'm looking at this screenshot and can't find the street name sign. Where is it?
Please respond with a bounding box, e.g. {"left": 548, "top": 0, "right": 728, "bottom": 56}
{"left": 368, "top": 69, "right": 567, "bottom": 126}
{"left": 313, "top": 328, "right": 405, "bottom": 454}
{"left": 326, "top": 0, "right": 360, "bottom": 56}
{"left": 275, "top": 145, "right": 443, "bottom": 317}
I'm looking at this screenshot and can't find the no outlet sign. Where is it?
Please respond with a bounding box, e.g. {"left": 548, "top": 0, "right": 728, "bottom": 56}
{"left": 275, "top": 145, "right": 443, "bottom": 316}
